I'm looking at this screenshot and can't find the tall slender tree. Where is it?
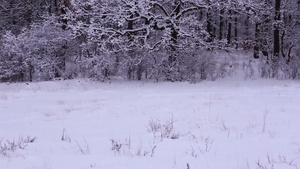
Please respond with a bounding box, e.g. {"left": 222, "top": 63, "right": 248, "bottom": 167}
{"left": 273, "top": 0, "right": 281, "bottom": 57}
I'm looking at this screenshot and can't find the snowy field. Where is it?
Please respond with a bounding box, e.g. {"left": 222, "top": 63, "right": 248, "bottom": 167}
{"left": 1, "top": 78, "right": 300, "bottom": 169}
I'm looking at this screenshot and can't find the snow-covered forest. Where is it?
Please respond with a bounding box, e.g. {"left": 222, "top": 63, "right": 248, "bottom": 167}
{"left": 1, "top": 1, "right": 300, "bottom": 169}
{"left": 1, "top": 0, "right": 300, "bottom": 82}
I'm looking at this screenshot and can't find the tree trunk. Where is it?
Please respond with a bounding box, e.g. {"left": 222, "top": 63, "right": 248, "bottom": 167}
{"left": 227, "top": 10, "right": 232, "bottom": 44}
{"left": 206, "top": 1, "right": 212, "bottom": 42}
{"left": 273, "top": 0, "right": 281, "bottom": 57}
{"left": 244, "top": 16, "right": 250, "bottom": 38}
{"left": 127, "top": 15, "right": 134, "bottom": 80}
{"left": 169, "top": 0, "right": 181, "bottom": 63}
{"left": 219, "top": 9, "right": 224, "bottom": 40}
{"left": 234, "top": 12, "right": 238, "bottom": 49}
{"left": 254, "top": 23, "right": 260, "bottom": 59}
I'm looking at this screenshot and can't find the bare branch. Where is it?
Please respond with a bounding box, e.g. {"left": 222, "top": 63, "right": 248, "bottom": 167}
{"left": 152, "top": 2, "right": 169, "bottom": 17}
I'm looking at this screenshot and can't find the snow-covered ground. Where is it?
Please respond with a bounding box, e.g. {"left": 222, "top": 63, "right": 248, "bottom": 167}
{"left": 1, "top": 77, "right": 300, "bottom": 169}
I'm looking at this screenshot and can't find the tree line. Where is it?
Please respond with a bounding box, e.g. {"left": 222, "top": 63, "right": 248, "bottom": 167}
{"left": 0, "top": 0, "right": 300, "bottom": 82}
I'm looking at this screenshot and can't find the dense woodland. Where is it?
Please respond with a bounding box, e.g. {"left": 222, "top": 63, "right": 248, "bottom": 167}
{"left": 0, "top": 0, "right": 300, "bottom": 82}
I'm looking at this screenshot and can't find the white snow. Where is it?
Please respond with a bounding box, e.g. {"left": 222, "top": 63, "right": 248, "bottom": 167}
{"left": 1, "top": 78, "right": 300, "bottom": 169}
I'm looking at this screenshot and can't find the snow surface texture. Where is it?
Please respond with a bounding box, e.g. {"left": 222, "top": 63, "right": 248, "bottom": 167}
{"left": 1, "top": 78, "right": 300, "bottom": 169}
